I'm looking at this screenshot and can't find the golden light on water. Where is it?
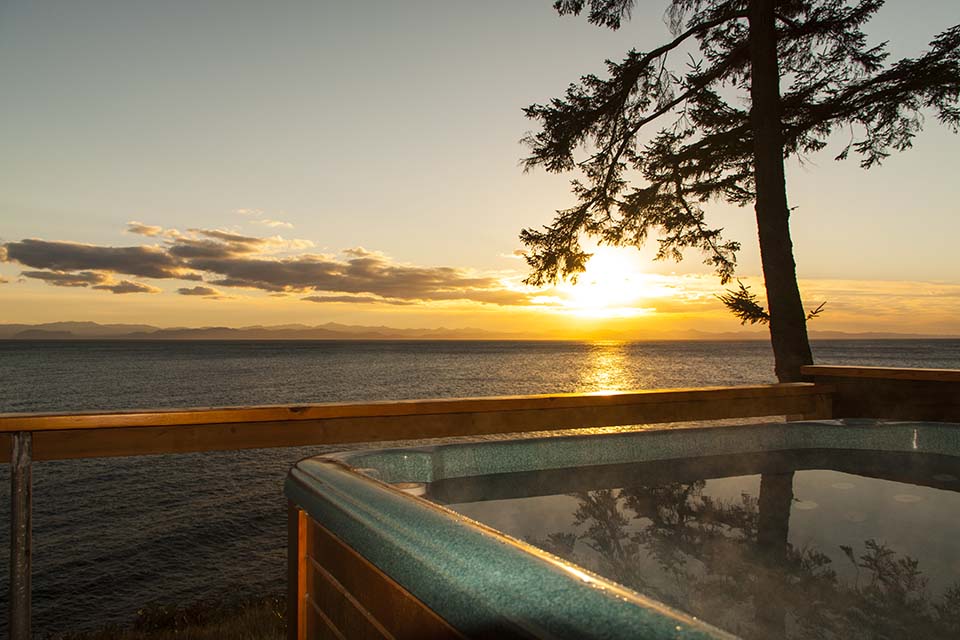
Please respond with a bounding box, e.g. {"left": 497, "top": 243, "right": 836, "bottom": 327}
{"left": 556, "top": 246, "right": 669, "bottom": 318}
{"left": 577, "top": 340, "right": 631, "bottom": 392}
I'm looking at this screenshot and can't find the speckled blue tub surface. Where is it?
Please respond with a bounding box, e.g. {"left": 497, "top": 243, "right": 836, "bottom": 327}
{"left": 285, "top": 420, "right": 960, "bottom": 639}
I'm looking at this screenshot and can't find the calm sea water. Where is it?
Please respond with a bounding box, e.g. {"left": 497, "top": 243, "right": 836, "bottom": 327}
{"left": 1, "top": 339, "right": 959, "bottom": 635}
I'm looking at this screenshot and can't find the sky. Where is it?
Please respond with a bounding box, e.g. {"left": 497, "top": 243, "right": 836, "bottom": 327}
{"left": 1, "top": 0, "right": 958, "bottom": 338}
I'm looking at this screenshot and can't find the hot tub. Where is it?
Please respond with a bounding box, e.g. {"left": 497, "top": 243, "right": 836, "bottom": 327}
{"left": 285, "top": 419, "right": 960, "bottom": 639}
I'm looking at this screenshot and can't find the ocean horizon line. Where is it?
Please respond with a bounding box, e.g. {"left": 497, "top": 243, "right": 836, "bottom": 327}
{"left": 1, "top": 321, "right": 958, "bottom": 342}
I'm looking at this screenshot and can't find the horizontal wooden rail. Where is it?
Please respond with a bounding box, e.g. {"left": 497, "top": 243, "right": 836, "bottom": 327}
{"left": 0, "top": 383, "right": 832, "bottom": 462}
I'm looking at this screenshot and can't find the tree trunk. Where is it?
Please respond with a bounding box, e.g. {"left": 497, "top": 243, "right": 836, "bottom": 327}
{"left": 748, "top": 0, "right": 813, "bottom": 383}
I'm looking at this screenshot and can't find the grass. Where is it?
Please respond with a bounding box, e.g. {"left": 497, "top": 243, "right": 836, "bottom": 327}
{"left": 53, "top": 597, "right": 285, "bottom": 640}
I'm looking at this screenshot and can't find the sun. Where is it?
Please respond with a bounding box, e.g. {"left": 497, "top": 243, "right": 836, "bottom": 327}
{"left": 556, "top": 246, "right": 665, "bottom": 318}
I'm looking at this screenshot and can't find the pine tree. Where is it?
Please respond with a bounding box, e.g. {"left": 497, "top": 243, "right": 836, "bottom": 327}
{"left": 521, "top": 0, "right": 959, "bottom": 381}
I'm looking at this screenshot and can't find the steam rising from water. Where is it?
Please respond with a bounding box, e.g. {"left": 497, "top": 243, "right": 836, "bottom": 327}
{"left": 437, "top": 461, "right": 960, "bottom": 639}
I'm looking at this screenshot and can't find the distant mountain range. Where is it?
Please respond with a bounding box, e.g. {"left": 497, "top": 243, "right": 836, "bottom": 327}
{"left": 0, "top": 321, "right": 955, "bottom": 341}
{"left": 0, "top": 321, "right": 530, "bottom": 341}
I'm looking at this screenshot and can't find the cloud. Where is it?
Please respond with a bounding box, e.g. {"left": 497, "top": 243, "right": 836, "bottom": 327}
{"left": 92, "top": 280, "right": 161, "bottom": 294}
{"left": 192, "top": 251, "right": 528, "bottom": 304}
{"left": 20, "top": 269, "right": 158, "bottom": 294}
{"left": 4, "top": 239, "right": 200, "bottom": 280}
{"left": 0, "top": 276, "right": 8, "bottom": 284}
{"left": 168, "top": 237, "right": 263, "bottom": 260}
{"left": 343, "top": 247, "right": 378, "bottom": 258}
{"left": 189, "top": 228, "right": 264, "bottom": 245}
{"left": 302, "top": 295, "right": 415, "bottom": 306}
{"left": 21, "top": 270, "right": 108, "bottom": 287}
{"left": 7, "top": 220, "right": 960, "bottom": 332}
{"left": 3, "top": 228, "right": 534, "bottom": 307}
{"left": 177, "top": 285, "right": 223, "bottom": 297}
{"left": 255, "top": 218, "right": 294, "bottom": 229}
{"left": 168, "top": 229, "right": 311, "bottom": 258}
{"left": 127, "top": 221, "right": 181, "bottom": 239}
{"left": 126, "top": 221, "right": 164, "bottom": 237}
{"left": 432, "top": 288, "right": 535, "bottom": 305}
{"left": 233, "top": 208, "right": 294, "bottom": 229}
{"left": 273, "top": 237, "right": 315, "bottom": 252}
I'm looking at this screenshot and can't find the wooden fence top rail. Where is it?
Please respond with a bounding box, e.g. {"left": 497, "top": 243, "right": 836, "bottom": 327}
{"left": 0, "top": 383, "right": 826, "bottom": 433}
{"left": 802, "top": 365, "right": 960, "bottom": 382}
{"left": 1, "top": 383, "right": 834, "bottom": 462}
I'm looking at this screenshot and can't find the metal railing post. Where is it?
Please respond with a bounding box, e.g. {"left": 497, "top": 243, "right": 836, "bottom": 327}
{"left": 10, "top": 431, "right": 32, "bottom": 640}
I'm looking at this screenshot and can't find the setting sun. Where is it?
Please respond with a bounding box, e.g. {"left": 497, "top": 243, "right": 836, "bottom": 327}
{"left": 557, "top": 246, "right": 666, "bottom": 318}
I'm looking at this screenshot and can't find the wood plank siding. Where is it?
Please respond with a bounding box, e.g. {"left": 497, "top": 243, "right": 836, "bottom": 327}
{"left": 288, "top": 504, "right": 464, "bottom": 640}
{"left": 802, "top": 365, "right": 960, "bottom": 422}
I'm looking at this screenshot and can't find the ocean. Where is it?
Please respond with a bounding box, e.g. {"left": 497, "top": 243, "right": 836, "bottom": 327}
{"left": 1, "top": 339, "right": 959, "bottom": 635}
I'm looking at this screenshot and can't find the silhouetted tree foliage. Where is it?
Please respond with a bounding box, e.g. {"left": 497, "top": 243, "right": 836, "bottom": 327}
{"left": 521, "top": 0, "right": 960, "bottom": 380}
{"left": 718, "top": 280, "right": 825, "bottom": 325}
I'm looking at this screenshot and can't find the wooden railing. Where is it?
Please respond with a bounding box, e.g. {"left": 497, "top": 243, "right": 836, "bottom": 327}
{"left": 3, "top": 366, "right": 959, "bottom": 639}
{"left": 0, "top": 383, "right": 832, "bottom": 463}
{"left": 0, "top": 382, "right": 831, "bottom": 639}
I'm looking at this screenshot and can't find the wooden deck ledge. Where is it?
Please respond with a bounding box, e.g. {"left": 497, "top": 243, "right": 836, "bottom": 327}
{"left": 0, "top": 383, "right": 833, "bottom": 462}
{"left": 0, "top": 383, "right": 828, "bottom": 433}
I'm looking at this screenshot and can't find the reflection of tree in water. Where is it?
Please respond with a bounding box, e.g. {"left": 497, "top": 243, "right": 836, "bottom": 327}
{"left": 528, "top": 482, "right": 960, "bottom": 639}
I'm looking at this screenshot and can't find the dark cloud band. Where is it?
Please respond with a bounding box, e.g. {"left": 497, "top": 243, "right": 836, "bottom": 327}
{"left": 19, "top": 269, "right": 158, "bottom": 294}
{"left": 93, "top": 281, "right": 160, "bottom": 294}
{"left": 177, "top": 286, "right": 223, "bottom": 297}
{"left": 20, "top": 270, "right": 107, "bottom": 287}
{"left": 303, "top": 295, "right": 414, "bottom": 306}
{"left": 3, "top": 231, "right": 531, "bottom": 306}
{"left": 5, "top": 239, "right": 199, "bottom": 280}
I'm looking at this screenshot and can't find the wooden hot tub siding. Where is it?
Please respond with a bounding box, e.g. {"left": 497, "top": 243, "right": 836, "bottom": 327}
{"left": 288, "top": 503, "right": 465, "bottom": 640}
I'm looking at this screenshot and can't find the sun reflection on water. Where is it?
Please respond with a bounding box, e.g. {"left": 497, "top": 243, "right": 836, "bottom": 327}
{"left": 576, "top": 341, "right": 632, "bottom": 393}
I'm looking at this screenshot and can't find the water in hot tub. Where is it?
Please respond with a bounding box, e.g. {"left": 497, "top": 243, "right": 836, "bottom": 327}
{"left": 429, "top": 451, "right": 960, "bottom": 639}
